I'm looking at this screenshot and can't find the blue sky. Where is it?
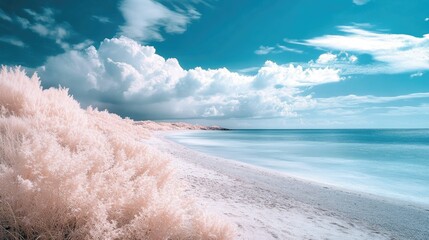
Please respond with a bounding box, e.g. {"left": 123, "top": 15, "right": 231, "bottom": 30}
{"left": 1, "top": 0, "right": 429, "bottom": 128}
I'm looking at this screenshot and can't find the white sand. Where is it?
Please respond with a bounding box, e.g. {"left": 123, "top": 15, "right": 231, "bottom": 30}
{"left": 149, "top": 133, "right": 429, "bottom": 240}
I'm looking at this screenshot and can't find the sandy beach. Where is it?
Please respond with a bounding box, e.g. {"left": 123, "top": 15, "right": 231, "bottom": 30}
{"left": 150, "top": 132, "right": 429, "bottom": 240}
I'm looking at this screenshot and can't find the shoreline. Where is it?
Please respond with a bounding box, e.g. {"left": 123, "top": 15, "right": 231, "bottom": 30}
{"left": 163, "top": 130, "right": 429, "bottom": 210}
{"left": 151, "top": 131, "right": 429, "bottom": 240}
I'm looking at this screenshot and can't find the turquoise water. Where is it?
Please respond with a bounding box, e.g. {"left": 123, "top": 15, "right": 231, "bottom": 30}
{"left": 167, "top": 129, "right": 429, "bottom": 205}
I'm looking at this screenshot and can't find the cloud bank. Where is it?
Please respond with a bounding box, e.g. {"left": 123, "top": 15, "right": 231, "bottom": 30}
{"left": 38, "top": 36, "right": 341, "bottom": 120}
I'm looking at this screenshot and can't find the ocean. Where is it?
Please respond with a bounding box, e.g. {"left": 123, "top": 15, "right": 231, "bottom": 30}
{"left": 167, "top": 129, "right": 429, "bottom": 205}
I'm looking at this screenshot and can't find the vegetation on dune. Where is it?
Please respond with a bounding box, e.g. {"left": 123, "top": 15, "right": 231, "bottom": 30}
{"left": 0, "top": 67, "right": 233, "bottom": 240}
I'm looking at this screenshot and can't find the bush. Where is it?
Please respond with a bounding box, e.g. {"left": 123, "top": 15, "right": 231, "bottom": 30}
{"left": 0, "top": 67, "right": 233, "bottom": 240}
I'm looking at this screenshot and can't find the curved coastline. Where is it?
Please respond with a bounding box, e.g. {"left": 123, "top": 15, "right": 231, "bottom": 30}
{"left": 153, "top": 131, "right": 429, "bottom": 240}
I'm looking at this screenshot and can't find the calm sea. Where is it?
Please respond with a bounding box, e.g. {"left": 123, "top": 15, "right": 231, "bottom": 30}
{"left": 167, "top": 129, "right": 429, "bottom": 205}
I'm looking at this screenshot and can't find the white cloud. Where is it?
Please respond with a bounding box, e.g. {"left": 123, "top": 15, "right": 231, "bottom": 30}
{"left": 73, "top": 39, "right": 94, "bottom": 50}
{"left": 92, "top": 15, "right": 111, "bottom": 24}
{"left": 0, "top": 36, "right": 27, "bottom": 47}
{"left": 30, "top": 23, "right": 50, "bottom": 36}
{"left": 309, "top": 52, "right": 358, "bottom": 72}
{"left": 277, "top": 45, "right": 303, "bottom": 54}
{"left": 24, "top": 8, "right": 55, "bottom": 23}
{"left": 290, "top": 92, "right": 429, "bottom": 126}
{"left": 237, "top": 66, "right": 260, "bottom": 74}
{"left": 255, "top": 46, "right": 275, "bottom": 55}
{"left": 300, "top": 93, "right": 429, "bottom": 127}
{"left": 0, "top": 8, "right": 12, "bottom": 22}
{"left": 353, "top": 0, "right": 370, "bottom": 5}
{"left": 37, "top": 37, "right": 341, "bottom": 119}
{"left": 316, "top": 53, "right": 337, "bottom": 64}
{"left": 255, "top": 44, "right": 302, "bottom": 55}
{"left": 15, "top": 8, "right": 72, "bottom": 50}
{"left": 34, "top": 36, "right": 429, "bottom": 126}
{"left": 316, "top": 92, "right": 429, "bottom": 107}
{"left": 16, "top": 16, "right": 30, "bottom": 28}
{"left": 410, "top": 72, "right": 423, "bottom": 78}
{"left": 253, "top": 61, "right": 341, "bottom": 88}
{"left": 301, "top": 26, "right": 429, "bottom": 73}
{"left": 119, "top": 0, "right": 200, "bottom": 42}
{"left": 382, "top": 104, "right": 429, "bottom": 116}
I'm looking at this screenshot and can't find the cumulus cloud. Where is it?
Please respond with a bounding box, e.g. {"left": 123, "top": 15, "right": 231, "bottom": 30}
{"left": 353, "top": 0, "right": 370, "bottom": 5}
{"left": 119, "top": 0, "right": 201, "bottom": 42}
{"left": 0, "top": 36, "right": 27, "bottom": 47}
{"left": 314, "top": 52, "right": 358, "bottom": 65}
{"left": 316, "top": 53, "right": 337, "bottom": 64}
{"left": 301, "top": 26, "right": 429, "bottom": 73}
{"left": 253, "top": 61, "right": 340, "bottom": 88}
{"left": 37, "top": 37, "right": 341, "bottom": 120}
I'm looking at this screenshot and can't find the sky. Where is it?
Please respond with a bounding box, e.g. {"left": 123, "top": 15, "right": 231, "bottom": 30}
{"left": 1, "top": 0, "right": 429, "bottom": 128}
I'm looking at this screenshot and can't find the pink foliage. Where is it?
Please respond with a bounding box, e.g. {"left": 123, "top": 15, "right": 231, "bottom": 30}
{"left": 0, "top": 67, "right": 233, "bottom": 239}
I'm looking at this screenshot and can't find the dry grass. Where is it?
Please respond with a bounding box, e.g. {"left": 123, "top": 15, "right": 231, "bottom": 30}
{"left": 0, "top": 67, "right": 233, "bottom": 240}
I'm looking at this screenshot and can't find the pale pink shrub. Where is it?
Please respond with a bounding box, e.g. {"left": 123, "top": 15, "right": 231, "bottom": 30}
{"left": 0, "top": 67, "right": 233, "bottom": 240}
